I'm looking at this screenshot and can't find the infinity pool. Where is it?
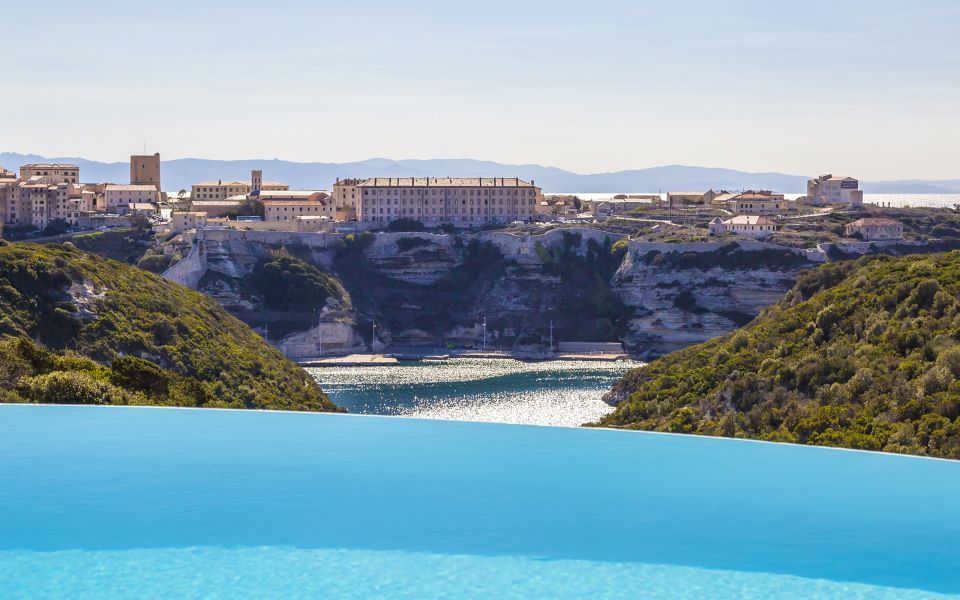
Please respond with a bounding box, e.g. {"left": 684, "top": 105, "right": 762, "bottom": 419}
{"left": 2, "top": 404, "right": 959, "bottom": 598}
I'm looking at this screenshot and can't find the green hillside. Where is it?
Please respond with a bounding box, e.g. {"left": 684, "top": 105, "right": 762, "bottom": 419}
{"left": 599, "top": 252, "right": 960, "bottom": 459}
{"left": 0, "top": 242, "right": 339, "bottom": 412}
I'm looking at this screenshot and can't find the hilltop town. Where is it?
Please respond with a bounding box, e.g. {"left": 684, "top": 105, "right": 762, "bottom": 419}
{"left": 3, "top": 153, "right": 959, "bottom": 362}
{"left": 2, "top": 154, "right": 945, "bottom": 247}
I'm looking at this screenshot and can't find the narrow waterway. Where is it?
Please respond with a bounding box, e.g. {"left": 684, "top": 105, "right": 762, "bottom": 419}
{"left": 307, "top": 357, "right": 640, "bottom": 427}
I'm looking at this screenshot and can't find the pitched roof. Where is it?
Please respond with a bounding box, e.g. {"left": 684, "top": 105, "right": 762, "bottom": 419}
{"left": 104, "top": 184, "right": 158, "bottom": 192}
{"left": 21, "top": 163, "right": 78, "bottom": 169}
{"left": 724, "top": 215, "right": 775, "bottom": 226}
{"left": 194, "top": 181, "right": 249, "bottom": 187}
{"left": 191, "top": 199, "right": 243, "bottom": 206}
{"left": 256, "top": 190, "right": 328, "bottom": 199}
{"left": 262, "top": 200, "right": 328, "bottom": 207}
{"left": 733, "top": 190, "right": 783, "bottom": 200}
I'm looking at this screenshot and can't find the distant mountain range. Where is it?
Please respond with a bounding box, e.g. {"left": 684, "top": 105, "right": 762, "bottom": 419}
{"left": 2, "top": 152, "right": 959, "bottom": 195}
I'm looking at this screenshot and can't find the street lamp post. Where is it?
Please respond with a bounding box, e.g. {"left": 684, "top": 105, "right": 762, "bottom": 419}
{"left": 549, "top": 320, "right": 554, "bottom": 355}
{"left": 317, "top": 307, "right": 323, "bottom": 356}
{"left": 482, "top": 317, "right": 487, "bottom": 352}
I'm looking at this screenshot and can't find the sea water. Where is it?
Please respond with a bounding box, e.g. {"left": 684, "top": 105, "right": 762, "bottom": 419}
{"left": 309, "top": 357, "right": 635, "bottom": 426}
{"left": 1, "top": 404, "right": 959, "bottom": 598}
{"left": 566, "top": 192, "right": 960, "bottom": 208}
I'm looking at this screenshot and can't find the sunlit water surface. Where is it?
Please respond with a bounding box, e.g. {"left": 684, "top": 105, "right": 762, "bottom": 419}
{"left": 308, "top": 357, "right": 637, "bottom": 426}
{"left": 568, "top": 192, "right": 960, "bottom": 208}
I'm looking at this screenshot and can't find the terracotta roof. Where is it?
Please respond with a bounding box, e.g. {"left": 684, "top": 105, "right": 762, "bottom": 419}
{"left": 734, "top": 190, "right": 783, "bottom": 200}
{"left": 194, "top": 181, "right": 249, "bottom": 187}
{"left": 256, "top": 190, "right": 328, "bottom": 199}
{"left": 21, "top": 163, "right": 78, "bottom": 169}
{"left": 104, "top": 184, "right": 158, "bottom": 192}
{"left": 262, "top": 200, "right": 327, "bottom": 207}
{"left": 191, "top": 199, "right": 243, "bottom": 206}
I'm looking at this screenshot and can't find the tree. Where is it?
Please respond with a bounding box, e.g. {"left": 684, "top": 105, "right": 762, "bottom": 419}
{"left": 42, "top": 219, "right": 70, "bottom": 237}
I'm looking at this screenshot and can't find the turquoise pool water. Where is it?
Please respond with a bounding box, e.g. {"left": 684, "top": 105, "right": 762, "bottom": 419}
{"left": 2, "top": 404, "right": 959, "bottom": 599}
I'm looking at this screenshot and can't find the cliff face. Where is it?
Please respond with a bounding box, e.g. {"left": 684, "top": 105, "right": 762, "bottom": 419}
{"left": 164, "top": 229, "right": 817, "bottom": 358}
{"left": 612, "top": 242, "right": 812, "bottom": 357}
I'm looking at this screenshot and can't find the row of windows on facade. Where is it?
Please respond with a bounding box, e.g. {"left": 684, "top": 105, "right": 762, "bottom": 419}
{"left": 268, "top": 206, "right": 330, "bottom": 212}
{"left": 368, "top": 215, "right": 527, "bottom": 222}
{"left": 363, "top": 189, "right": 535, "bottom": 196}
{"left": 367, "top": 207, "right": 532, "bottom": 215}
{"left": 364, "top": 198, "right": 535, "bottom": 206}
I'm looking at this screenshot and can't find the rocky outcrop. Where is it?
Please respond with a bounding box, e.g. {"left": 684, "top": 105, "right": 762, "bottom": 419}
{"left": 365, "top": 233, "right": 459, "bottom": 284}
{"left": 612, "top": 241, "right": 814, "bottom": 357}
{"left": 162, "top": 229, "right": 818, "bottom": 358}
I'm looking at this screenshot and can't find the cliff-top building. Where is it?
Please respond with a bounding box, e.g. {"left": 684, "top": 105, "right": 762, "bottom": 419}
{"left": 356, "top": 177, "right": 541, "bottom": 226}
{"left": 19, "top": 163, "right": 79, "bottom": 185}
{"left": 332, "top": 178, "right": 363, "bottom": 209}
{"left": 845, "top": 218, "right": 903, "bottom": 241}
{"left": 710, "top": 215, "right": 777, "bottom": 239}
{"left": 259, "top": 190, "right": 334, "bottom": 221}
{"left": 805, "top": 174, "right": 863, "bottom": 207}
{"left": 191, "top": 171, "right": 288, "bottom": 202}
{"left": 104, "top": 184, "right": 160, "bottom": 214}
{"left": 728, "top": 190, "right": 785, "bottom": 215}
{"left": 130, "top": 153, "right": 161, "bottom": 191}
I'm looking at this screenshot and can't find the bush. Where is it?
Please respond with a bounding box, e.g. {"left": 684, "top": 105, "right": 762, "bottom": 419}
{"left": 385, "top": 218, "right": 425, "bottom": 232}
{"left": 111, "top": 355, "right": 171, "bottom": 395}
{"left": 249, "top": 255, "right": 350, "bottom": 312}
{"left": 396, "top": 237, "right": 432, "bottom": 252}
{"left": 42, "top": 219, "right": 71, "bottom": 237}
{"left": 27, "top": 371, "right": 133, "bottom": 405}
{"left": 137, "top": 254, "right": 172, "bottom": 273}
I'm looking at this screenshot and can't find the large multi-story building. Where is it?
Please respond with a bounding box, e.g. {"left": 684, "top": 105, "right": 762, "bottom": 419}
{"left": 104, "top": 184, "right": 160, "bottom": 214}
{"left": 356, "top": 177, "right": 541, "bottom": 226}
{"left": 4, "top": 181, "right": 78, "bottom": 229}
{"left": 191, "top": 171, "right": 288, "bottom": 202}
{"left": 805, "top": 174, "right": 863, "bottom": 207}
{"left": 19, "top": 164, "right": 79, "bottom": 185}
{"left": 130, "top": 153, "right": 161, "bottom": 190}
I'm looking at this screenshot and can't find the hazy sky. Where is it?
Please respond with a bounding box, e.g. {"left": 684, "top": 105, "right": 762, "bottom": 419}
{"left": 4, "top": 0, "right": 959, "bottom": 179}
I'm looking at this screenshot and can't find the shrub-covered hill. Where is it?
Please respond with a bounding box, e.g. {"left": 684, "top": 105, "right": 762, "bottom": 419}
{"left": 598, "top": 252, "right": 960, "bottom": 459}
{"left": 0, "top": 242, "right": 339, "bottom": 412}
